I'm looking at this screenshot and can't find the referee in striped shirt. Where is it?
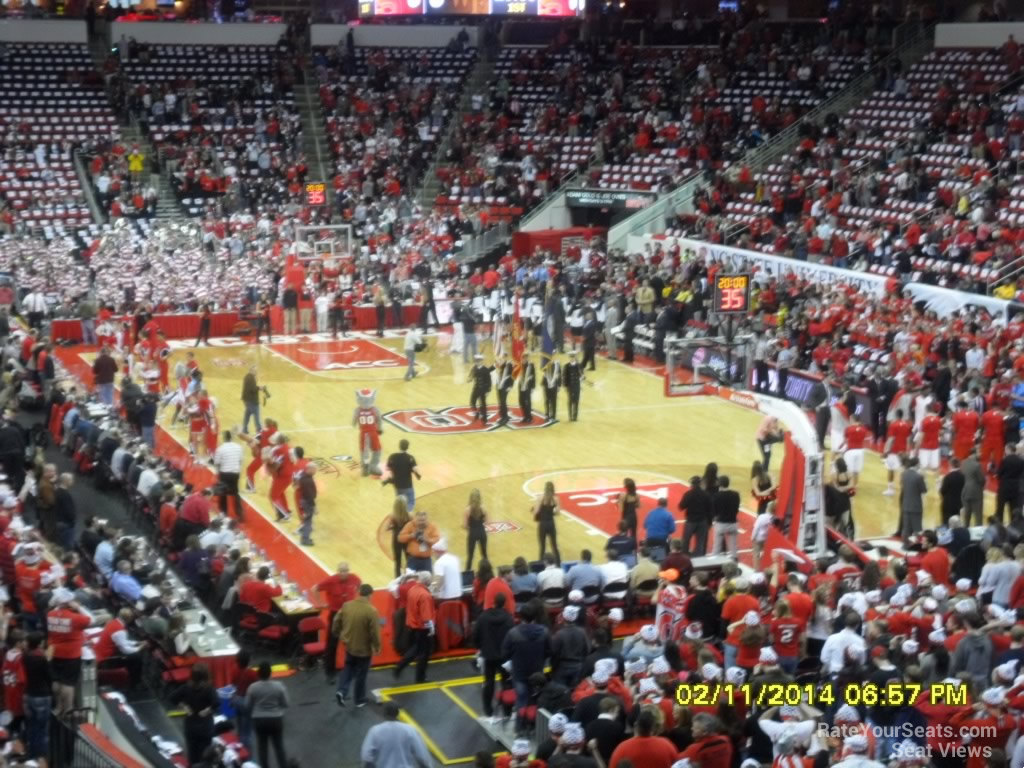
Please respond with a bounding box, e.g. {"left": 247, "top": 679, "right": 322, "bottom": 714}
{"left": 213, "top": 431, "right": 244, "bottom": 520}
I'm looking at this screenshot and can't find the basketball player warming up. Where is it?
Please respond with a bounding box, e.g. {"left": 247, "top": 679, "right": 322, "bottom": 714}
{"left": 267, "top": 434, "right": 294, "bottom": 522}
{"left": 239, "top": 419, "right": 278, "bottom": 492}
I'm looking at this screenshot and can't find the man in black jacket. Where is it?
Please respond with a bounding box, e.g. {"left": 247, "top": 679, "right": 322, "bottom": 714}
{"left": 679, "top": 476, "right": 712, "bottom": 556}
{"left": 501, "top": 602, "right": 550, "bottom": 735}
{"left": 997, "top": 443, "right": 1024, "bottom": 523}
{"left": 584, "top": 697, "right": 626, "bottom": 765}
{"left": 581, "top": 310, "right": 598, "bottom": 371}
{"left": 473, "top": 591, "right": 514, "bottom": 720}
{"left": 711, "top": 476, "right": 741, "bottom": 557}
{"left": 550, "top": 606, "right": 590, "bottom": 688}
{"left": 684, "top": 572, "right": 721, "bottom": 638}
{"left": 571, "top": 660, "right": 623, "bottom": 727}
{"left": 939, "top": 459, "right": 966, "bottom": 526}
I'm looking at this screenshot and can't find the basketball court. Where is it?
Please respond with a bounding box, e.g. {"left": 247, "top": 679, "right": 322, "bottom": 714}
{"left": 61, "top": 328, "right": 957, "bottom": 588}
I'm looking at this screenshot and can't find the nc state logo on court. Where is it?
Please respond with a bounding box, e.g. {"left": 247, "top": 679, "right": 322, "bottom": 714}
{"left": 383, "top": 406, "right": 554, "bottom": 434}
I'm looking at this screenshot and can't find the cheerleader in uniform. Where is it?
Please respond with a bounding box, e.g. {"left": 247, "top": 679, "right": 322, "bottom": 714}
{"left": 750, "top": 461, "right": 776, "bottom": 515}
{"left": 142, "top": 365, "right": 161, "bottom": 396}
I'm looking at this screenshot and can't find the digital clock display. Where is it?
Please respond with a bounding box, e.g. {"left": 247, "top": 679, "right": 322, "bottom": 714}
{"left": 713, "top": 273, "right": 751, "bottom": 314}
{"left": 305, "top": 182, "right": 327, "bottom": 207}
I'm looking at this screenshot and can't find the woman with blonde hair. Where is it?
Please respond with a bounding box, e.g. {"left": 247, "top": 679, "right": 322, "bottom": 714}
{"left": 464, "top": 488, "right": 488, "bottom": 569}
{"left": 532, "top": 481, "right": 560, "bottom": 564}
{"left": 979, "top": 545, "right": 1021, "bottom": 607}
{"left": 388, "top": 495, "right": 411, "bottom": 577}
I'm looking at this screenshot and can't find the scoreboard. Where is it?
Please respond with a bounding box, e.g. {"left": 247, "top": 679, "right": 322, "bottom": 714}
{"left": 304, "top": 182, "right": 327, "bottom": 206}
{"left": 712, "top": 273, "right": 751, "bottom": 315}
{"left": 359, "top": 0, "right": 581, "bottom": 17}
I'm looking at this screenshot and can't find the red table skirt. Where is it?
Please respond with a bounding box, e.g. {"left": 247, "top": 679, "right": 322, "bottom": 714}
{"left": 52, "top": 305, "right": 423, "bottom": 342}
{"left": 51, "top": 310, "right": 285, "bottom": 343}
{"left": 199, "top": 653, "right": 237, "bottom": 688}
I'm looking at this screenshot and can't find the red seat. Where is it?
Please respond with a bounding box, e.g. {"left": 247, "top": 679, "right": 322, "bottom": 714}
{"left": 297, "top": 617, "right": 327, "bottom": 664}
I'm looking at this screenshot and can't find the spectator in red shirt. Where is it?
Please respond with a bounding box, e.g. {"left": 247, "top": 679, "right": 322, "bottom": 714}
{"left": 721, "top": 578, "right": 759, "bottom": 669}
{"left": 609, "top": 708, "right": 678, "bottom": 768}
{"left": 394, "top": 572, "right": 435, "bottom": 683}
{"left": 919, "top": 530, "right": 951, "bottom": 586}
{"left": 770, "top": 600, "right": 806, "bottom": 676}
{"left": 238, "top": 566, "right": 283, "bottom": 613}
{"left": 484, "top": 565, "right": 516, "bottom": 616}
{"left": 46, "top": 588, "right": 92, "bottom": 715}
{"left": 316, "top": 562, "right": 361, "bottom": 680}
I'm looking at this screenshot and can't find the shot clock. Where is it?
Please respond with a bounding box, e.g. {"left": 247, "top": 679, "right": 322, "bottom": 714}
{"left": 713, "top": 273, "right": 751, "bottom": 314}
{"left": 304, "top": 182, "right": 327, "bottom": 207}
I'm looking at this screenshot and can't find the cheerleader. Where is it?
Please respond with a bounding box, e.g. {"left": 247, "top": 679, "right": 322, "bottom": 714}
{"left": 750, "top": 461, "right": 776, "bottom": 516}
{"left": 142, "top": 364, "right": 161, "bottom": 396}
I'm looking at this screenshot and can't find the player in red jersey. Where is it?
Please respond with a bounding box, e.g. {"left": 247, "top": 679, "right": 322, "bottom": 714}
{"left": 950, "top": 399, "right": 980, "bottom": 462}
{"left": 883, "top": 409, "right": 913, "bottom": 495}
{"left": 917, "top": 406, "right": 943, "bottom": 477}
{"left": 982, "top": 405, "right": 1006, "bottom": 472}
{"left": 840, "top": 415, "right": 870, "bottom": 487}
{"left": 353, "top": 389, "right": 383, "bottom": 476}
{"left": 239, "top": 419, "right": 278, "bottom": 491}
{"left": 268, "top": 434, "right": 294, "bottom": 521}
{"left": 155, "top": 332, "right": 171, "bottom": 392}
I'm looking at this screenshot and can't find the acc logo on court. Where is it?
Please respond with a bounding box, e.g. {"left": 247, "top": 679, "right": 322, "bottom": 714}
{"left": 383, "top": 406, "right": 554, "bottom": 434}
{"left": 484, "top": 521, "right": 522, "bottom": 533}
{"left": 269, "top": 339, "right": 408, "bottom": 373}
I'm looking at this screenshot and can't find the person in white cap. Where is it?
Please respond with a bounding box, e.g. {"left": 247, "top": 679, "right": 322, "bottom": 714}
{"left": 499, "top": 737, "right": 536, "bottom": 768}
{"left": 551, "top": 606, "right": 590, "bottom": 688}
{"left": 534, "top": 712, "right": 567, "bottom": 762}
{"left": 573, "top": 658, "right": 620, "bottom": 727}
{"left": 555, "top": 722, "right": 588, "bottom": 762}
{"left": 834, "top": 732, "right": 885, "bottom": 768}
{"left": 948, "top": 686, "right": 1018, "bottom": 768}
{"left": 623, "top": 623, "right": 663, "bottom": 663}
{"left": 430, "top": 538, "right": 462, "bottom": 601}
{"left": 46, "top": 587, "right": 93, "bottom": 716}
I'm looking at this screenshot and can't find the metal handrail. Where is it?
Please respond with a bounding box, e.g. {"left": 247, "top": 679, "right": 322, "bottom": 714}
{"left": 608, "top": 21, "right": 936, "bottom": 250}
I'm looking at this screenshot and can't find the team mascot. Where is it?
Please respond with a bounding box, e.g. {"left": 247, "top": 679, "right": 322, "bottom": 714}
{"left": 353, "top": 388, "right": 383, "bottom": 476}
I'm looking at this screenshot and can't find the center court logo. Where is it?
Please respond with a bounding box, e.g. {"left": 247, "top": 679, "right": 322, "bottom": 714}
{"left": 556, "top": 481, "right": 688, "bottom": 536}
{"left": 268, "top": 339, "right": 407, "bottom": 372}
